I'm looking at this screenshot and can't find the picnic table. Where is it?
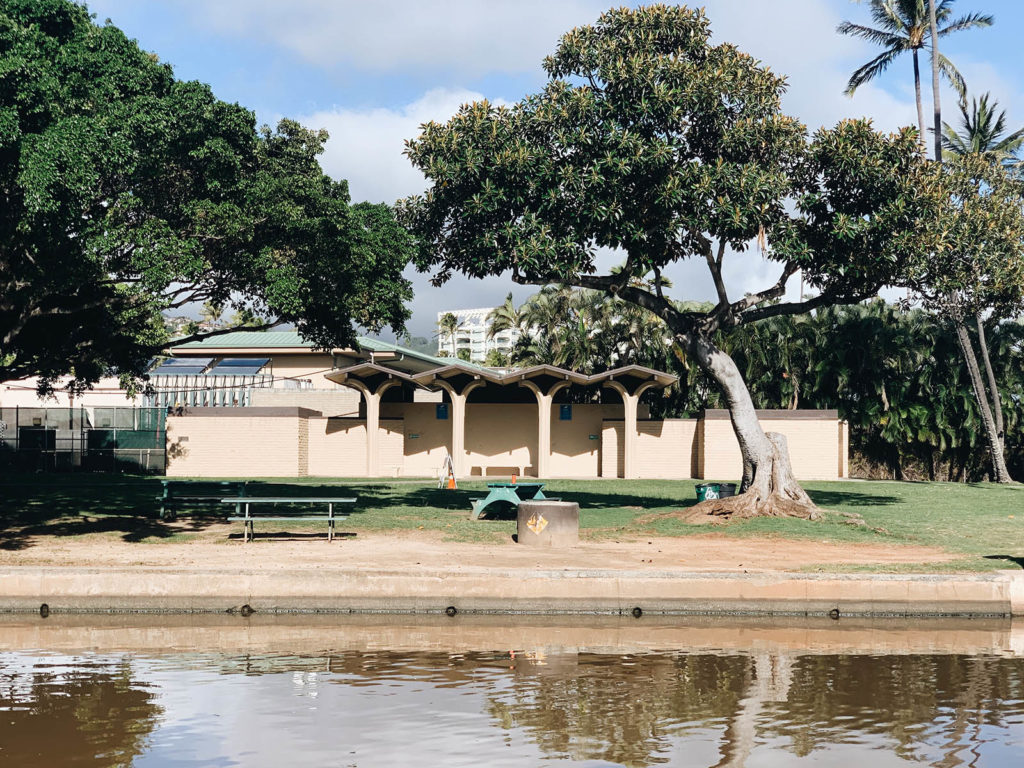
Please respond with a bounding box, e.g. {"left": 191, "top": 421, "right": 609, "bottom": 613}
{"left": 159, "top": 480, "right": 247, "bottom": 520}
{"left": 220, "top": 497, "right": 356, "bottom": 542}
{"left": 471, "top": 482, "right": 550, "bottom": 520}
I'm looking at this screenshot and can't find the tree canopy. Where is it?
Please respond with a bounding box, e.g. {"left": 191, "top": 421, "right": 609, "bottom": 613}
{"left": 400, "top": 4, "right": 938, "bottom": 516}
{"left": 0, "top": 0, "right": 413, "bottom": 392}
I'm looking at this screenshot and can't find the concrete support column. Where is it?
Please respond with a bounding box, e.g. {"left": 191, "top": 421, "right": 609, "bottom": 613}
{"left": 622, "top": 392, "right": 639, "bottom": 479}
{"left": 521, "top": 380, "right": 569, "bottom": 479}
{"left": 536, "top": 392, "right": 553, "bottom": 479}
{"left": 365, "top": 390, "right": 382, "bottom": 477}
{"left": 451, "top": 391, "right": 468, "bottom": 478}
{"left": 435, "top": 379, "right": 482, "bottom": 478}
{"left": 605, "top": 380, "right": 655, "bottom": 480}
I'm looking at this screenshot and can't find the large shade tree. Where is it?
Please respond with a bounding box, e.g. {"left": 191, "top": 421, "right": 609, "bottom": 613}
{"left": 400, "top": 5, "right": 935, "bottom": 518}
{"left": 0, "top": 0, "right": 413, "bottom": 393}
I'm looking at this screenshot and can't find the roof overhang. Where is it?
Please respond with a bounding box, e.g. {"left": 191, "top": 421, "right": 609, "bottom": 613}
{"left": 324, "top": 363, "right": 417, "bottom": 393}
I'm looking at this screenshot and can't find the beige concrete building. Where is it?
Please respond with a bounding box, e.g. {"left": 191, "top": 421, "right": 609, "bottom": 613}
{"left": 161, "top": 332, "right": 849, "bottom": 481}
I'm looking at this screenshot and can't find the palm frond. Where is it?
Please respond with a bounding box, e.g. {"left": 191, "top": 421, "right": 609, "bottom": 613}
{"left": 938, "top": 13, "right": 995, "bottom": 36}
{"left": 836, "top": 21, "right": 907, "bottom": 49}
{"left": 937, "top": 54, "right": 967, "bottom": 99}
{"left": 845, "top": 47, "right": 902, "bottom": 94}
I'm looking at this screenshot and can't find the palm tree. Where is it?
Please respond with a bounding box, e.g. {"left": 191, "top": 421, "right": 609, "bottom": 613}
{"left": 486, "top": 293, "right": 524, "bottom": 339}
{"left": 838, "top": 0, "right": 992, "bottom": 151}
{"left": 942, "top": 93, "right": 1024, "bottom": 169}
{"left": 437, "top": 312, "right": 461, "bottom": 358}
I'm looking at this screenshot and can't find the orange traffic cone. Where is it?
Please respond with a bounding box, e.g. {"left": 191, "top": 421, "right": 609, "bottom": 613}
{"left": 447, "top": 473, "right": 456, "bottom": 490}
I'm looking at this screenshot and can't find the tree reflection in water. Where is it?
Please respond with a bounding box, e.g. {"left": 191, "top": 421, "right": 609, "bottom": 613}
{"left": 477, "top": 651, "right": 1024, "bottom": 767}
{"left": 0, "top": 655, "right": 161, "bottom": 767}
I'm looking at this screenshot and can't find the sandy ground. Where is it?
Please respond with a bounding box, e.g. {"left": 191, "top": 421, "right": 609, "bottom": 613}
{"left": 0, "top": 524, "right": 958, "bottom": 573}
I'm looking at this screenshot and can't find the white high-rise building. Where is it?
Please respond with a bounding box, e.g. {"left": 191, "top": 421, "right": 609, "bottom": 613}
{"left": 437, "top": 307, "right": 520, "bottom": 363}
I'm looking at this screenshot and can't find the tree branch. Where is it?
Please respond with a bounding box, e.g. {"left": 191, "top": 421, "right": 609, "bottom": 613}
{"left": 739, "top": 287, "right": 876, "bottom": 324}
{"left": 706, "top": 239, "right": 730, "bottom": 307}
{"left": 730, "top": 263, "right": 799, "bottom": 314}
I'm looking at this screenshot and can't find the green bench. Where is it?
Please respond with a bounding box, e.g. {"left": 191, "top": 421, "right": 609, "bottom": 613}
{"left": 220, "top": 497, "right": 357, "bottom": 542}
{"left": 471, "top": 482, "right": 553, "bottom": 520}
{"left": 159, "top": 480, "right": 248, "bottom": 520}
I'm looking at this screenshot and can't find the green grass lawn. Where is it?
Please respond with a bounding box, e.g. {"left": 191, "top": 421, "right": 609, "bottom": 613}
{"left": 1, "top": 474, "right": 1022, "bottom": 571}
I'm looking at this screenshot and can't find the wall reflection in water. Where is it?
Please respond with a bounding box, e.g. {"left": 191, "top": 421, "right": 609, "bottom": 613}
{"left": 1, "top": 622, "right": 1023, "bottom": 767}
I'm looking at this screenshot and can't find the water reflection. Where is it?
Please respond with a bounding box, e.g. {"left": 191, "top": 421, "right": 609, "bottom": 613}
{"left": 1, "top": 617, "right": 1023, "bottom": 767}
{"left": 0, "top": 656, "right": 161, "bottom": 767}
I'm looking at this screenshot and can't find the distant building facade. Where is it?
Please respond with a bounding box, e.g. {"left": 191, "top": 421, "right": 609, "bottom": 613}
{"left": 437, "top": 307, "right": 520, "bottom": 363}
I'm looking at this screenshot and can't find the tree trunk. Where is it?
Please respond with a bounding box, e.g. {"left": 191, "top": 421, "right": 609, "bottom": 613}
{"left": 687, "top": 334, "right": 820, "bottom": 520}
{"left": 954, "top": 321, "right": 1012, "bottom": 482}
{"left": 974, "top": 313, "right": 1004, "bottom": 451}
{"left": 912, "top": 49, "right": 927, "bottom": 152}
{"left": 928, "top": 0, "right": 943, "bottom": 162}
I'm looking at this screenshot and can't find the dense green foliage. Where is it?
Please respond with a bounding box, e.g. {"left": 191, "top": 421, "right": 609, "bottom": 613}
{"left": 0, "top": 0, "right": 413, "bottom": 391}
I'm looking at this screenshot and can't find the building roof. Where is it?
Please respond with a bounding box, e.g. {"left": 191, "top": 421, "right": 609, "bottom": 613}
{"left": 169, "top": 330, "right": 481, "bottom": 374}
{"left": 172, "top": 330, "right": 677, "bottom": 393}
{"left": 173, "top": 330, "right": 311, "bottom": 349}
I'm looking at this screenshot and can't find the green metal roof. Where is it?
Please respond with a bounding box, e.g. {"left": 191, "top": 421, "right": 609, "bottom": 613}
{"left": 170, "top": 330, "right": 485, "bottom": 372}
{"left": 173, "top": 331, "right": 308, "bottom": 349}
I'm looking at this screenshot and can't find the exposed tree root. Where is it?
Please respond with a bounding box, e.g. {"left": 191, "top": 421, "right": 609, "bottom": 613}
{"left": 654, "top": 432, "right": 823, "bottom": 522}
{"left": 694, "top": 491, "right": 821, "bottom": 521}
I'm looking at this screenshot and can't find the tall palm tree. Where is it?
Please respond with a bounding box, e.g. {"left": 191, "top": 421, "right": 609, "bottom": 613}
{"left": 437, "top": 312, "right": 461, "bottom": 357}
{"left": 942, "top": 92, "right": 1024, "bottom": 169}
{"left": 486, "top": 293, "right": 524, "bottom": 339}
{"left": 838, "top": 0, "right": 992, "bottom": 151}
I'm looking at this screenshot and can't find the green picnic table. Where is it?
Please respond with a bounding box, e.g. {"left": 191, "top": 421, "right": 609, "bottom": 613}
{"left": 471, "top": 482, "right": 549, "bottom": 520}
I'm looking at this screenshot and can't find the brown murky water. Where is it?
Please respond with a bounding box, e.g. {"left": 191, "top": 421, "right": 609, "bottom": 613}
{"left": 1, "top": 616, "right": 1023, "bottom": 767}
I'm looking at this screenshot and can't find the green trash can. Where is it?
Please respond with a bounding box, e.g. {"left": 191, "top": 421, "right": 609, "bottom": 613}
{"left": 695, "top": 483, "right": 721, "bottom": 501}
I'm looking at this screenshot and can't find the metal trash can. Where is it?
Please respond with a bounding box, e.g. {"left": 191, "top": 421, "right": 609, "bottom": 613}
{"left": 718, "top": 482, "right": 737, "bottom": 498}
{"left": 695, "top": 483, "right": 721, "bottom": 501}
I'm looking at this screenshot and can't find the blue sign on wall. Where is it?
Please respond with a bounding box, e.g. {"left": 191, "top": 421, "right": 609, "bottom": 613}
{"left": 436, "top": 403, "right": 449, "bottom": 420}
{"left": 559, "top": 404, "right": 573, "bottom": 421}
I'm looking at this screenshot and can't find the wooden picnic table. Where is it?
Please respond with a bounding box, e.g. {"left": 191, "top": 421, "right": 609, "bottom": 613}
{"left": 471, "top": 482, "right": 549, "bottom": 520}
{"left": 220, "top": 497, "right": 356, "bottom": 542}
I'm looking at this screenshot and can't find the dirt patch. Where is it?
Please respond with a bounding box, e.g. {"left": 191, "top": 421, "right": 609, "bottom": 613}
{"left": 0, "top": 523, "right": 957, "bottom": 573}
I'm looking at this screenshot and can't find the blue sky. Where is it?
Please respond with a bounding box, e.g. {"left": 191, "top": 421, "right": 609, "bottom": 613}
{"left": 85, "top": 0, "right": 1024, "bottom": 339}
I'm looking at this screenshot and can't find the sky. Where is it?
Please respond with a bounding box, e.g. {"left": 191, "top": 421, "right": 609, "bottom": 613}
{"left": 84, "top": 0, "right": 1024, "bottom": 340}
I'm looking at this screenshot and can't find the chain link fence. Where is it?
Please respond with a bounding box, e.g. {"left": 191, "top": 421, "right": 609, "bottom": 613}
{"left": 0, "top": 406, "right": 166, "bottom": 474}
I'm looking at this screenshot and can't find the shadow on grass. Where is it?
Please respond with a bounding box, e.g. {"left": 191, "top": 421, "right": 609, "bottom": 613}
{"left": 983, "top": 555, "right": 1024, "bottom": 569}
{"left": 807, "top": 489, "right": 902, "bottom": 508}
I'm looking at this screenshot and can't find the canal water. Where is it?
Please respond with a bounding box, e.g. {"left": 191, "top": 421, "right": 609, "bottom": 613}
{"left": 1, "top": 615, "right": 1022, "bottom": 767}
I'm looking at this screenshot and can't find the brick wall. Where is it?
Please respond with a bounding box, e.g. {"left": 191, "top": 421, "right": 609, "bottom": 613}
{"left": 166, "top": 408, "right": 314, "bottom": 477}
{"left": 636, "top": 419, "right": 699, "bottom": 479}
{"left": 700, "top": 411, "right": 845, "bottom": 481}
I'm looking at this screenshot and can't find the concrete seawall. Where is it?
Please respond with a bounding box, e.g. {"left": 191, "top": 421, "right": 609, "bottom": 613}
{"left": 3, "top": 566, "right": 1024, "bottom": 617}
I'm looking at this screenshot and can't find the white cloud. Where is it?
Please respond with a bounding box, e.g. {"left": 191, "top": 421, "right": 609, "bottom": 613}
{"left": 703, "top": 0, "right": 919, "bottom": 133}
{"left": 297, "top": 87, "right": 494, "bottom": 204}
{"left": 167, "top": 0, "right": 608, "bottom": 76}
